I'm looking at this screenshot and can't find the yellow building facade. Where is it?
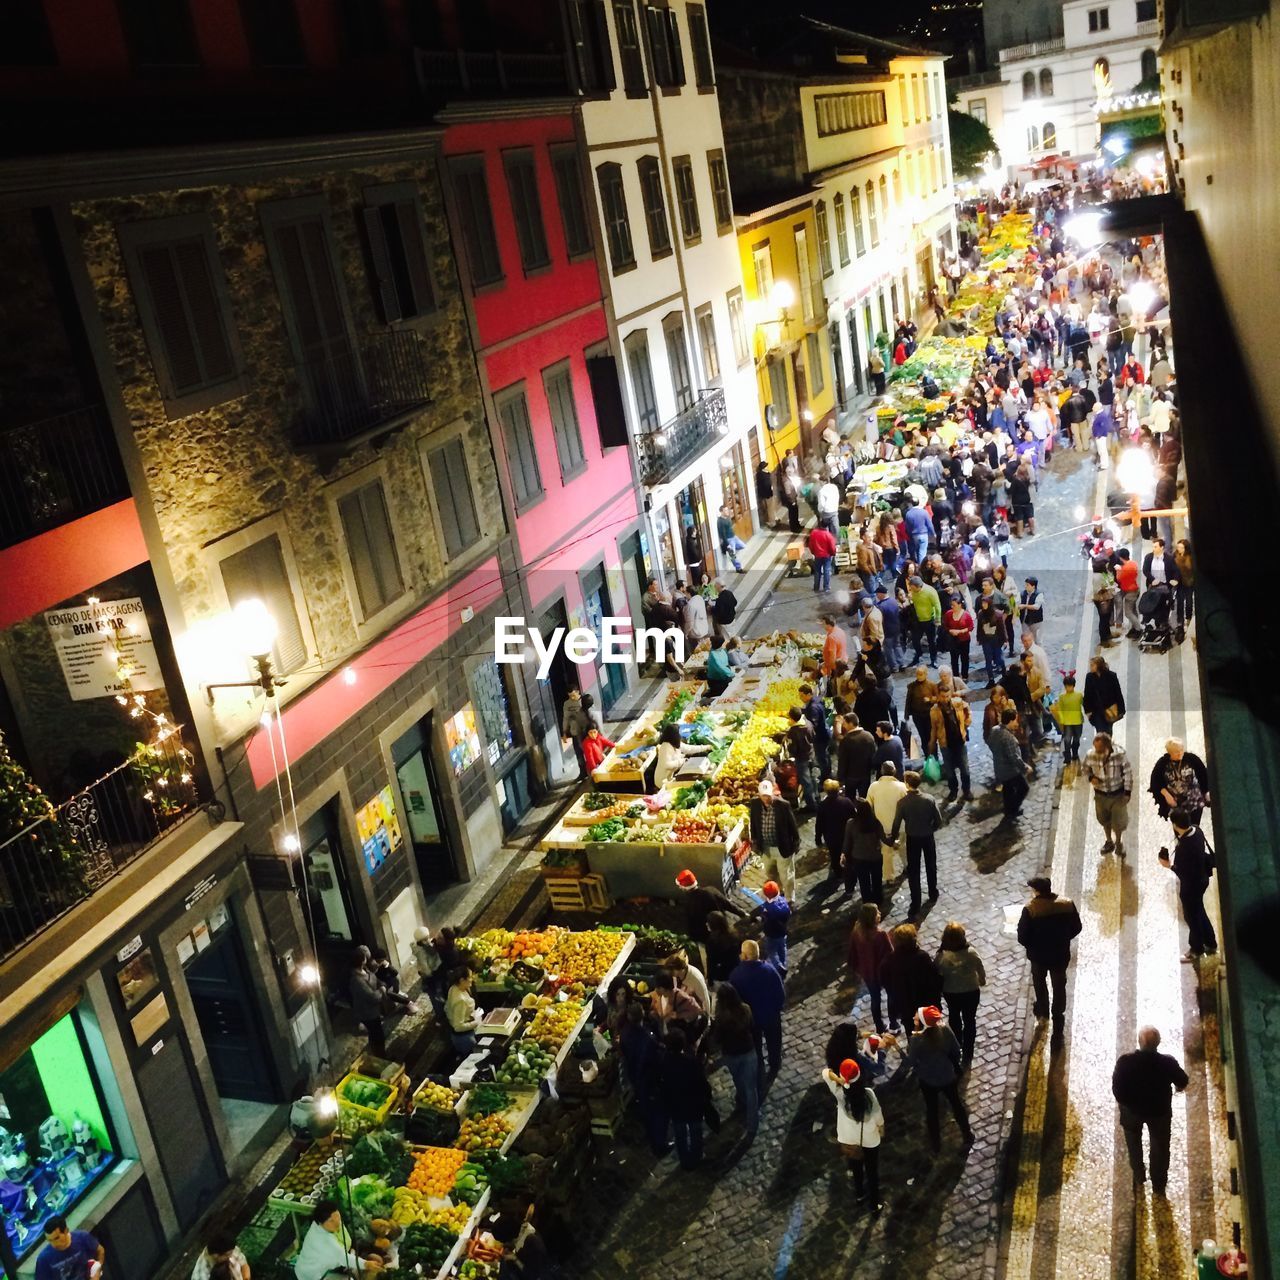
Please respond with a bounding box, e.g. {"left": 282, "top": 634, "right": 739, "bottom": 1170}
{"left": 736, "top": 195, "right": 836, "bottom": 469}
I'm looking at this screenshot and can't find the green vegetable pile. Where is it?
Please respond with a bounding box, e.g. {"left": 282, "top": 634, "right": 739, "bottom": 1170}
{"left": 581, "top": 791, "right": 615, "bottom": 811}
{"left": 343, "top": 1131, "right": 412, "bottom": 1183}
{"left": 397, "top": 1223, "right": 457, "bottom": 1272}
{"left": 585, "top": 817, "right": 627, "bottom": 842}
{"left": 339, "top": 1076, "right": 391, "bottom": 1112}
{"left": 658, "top": 689, "right": 694, "bottom": 727}
{"left": 347, "top": 1174, "right": 394, "bottom": 1225}
{"left": 495, "top": 1041, "right": 553, "bottom": 1086}
{"left": 452, "top": 1161, "right": 488, "bottom": 1205}
{"left": 466, "top": 1083, "right": 513, "bottom": 1116}
{"left": 466, "top": 1149, "right": 531, "bottom": 1196}
{"left": 671, "top": 781, "right": 708, "bottom": 811}
{"left": 541, "top": 846, "right": 582, "bottom": 868}
{"left": 625, "top": 802, "right": 646, "bottom": 818}
{"left": 603, "top": 923, "right": 692, "bottom": 959}
{"left": 685, "top": 714, "right": 717, "bottom": 746}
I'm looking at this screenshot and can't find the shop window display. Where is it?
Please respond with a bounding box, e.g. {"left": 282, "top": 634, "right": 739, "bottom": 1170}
{"left": 0, "top": 1014, "right": 118, "bottom": 1258}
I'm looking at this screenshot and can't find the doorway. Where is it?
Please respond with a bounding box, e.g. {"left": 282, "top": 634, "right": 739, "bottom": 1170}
{"left": 392, "top": 716, "right": 457, "bottom": 890}
{"left": 299, "top": 803, "right": 362, "bottom": 999}
{"left": 890, "top": 281, "right": 900, "bottom": 324}
{"left": 675, "top": 478, "right": 715, "bottom": 584}
{"left": 581, "top": 563, "right": 627, "bottom": 713}
{"left": 618, "top": 530, "right": 650, "bottom": 625}
{"left": 790, "top": 353, "right": 814, "bottom": 458}
{"left": 829, "top": 320, "right": 847, "bottom": 409}
{"left": 185, "top": 914, "right": 279, "bottom": 1152}
{"left": 846, "top": 311, "right": 865, "bottom": 396}
{"left": 720, "top": 442, "right": 754, "bottom": 541}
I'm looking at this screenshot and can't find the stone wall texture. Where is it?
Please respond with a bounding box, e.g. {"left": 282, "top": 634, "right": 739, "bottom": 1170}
{"left": 717, "top": 70, "right": 808, "bottom": 202}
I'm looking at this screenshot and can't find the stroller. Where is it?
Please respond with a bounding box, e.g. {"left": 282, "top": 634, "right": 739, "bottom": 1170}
{"left": 1137, "top": 583, "right": 1174, "bottom": 653}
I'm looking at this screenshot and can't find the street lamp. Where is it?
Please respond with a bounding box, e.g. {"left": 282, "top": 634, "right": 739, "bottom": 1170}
{"left": 203, "top": 598, "right": 283, "bottom": 703}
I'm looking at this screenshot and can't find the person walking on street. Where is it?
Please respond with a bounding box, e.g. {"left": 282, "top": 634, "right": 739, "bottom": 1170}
{"left": 816, "top": 778, "right": 857, "bottom": 885}
{"left": 1148, "top": 738, "right": 1210, "bottom": 825}
{"left": 907, "top": 1006, "right": 975, "bottom": 1151}
{"left": 881, "top": 923, "right": 943, "bottom": 1033}
{"left": 841, "top": 796, "right": 886, "bottom": 902}
{"left": 908, "top": 576, "right": 942, "bottom": 666}
{"left": 903, "top": 666, "right": 938, "bottom": 759}
{"left": 1159, "top": 806, "right": 1219, "bottom": 961}
{"left": 779, "top": 456, "right": 802, "bottom": 533}
{"left": 836, "top": 711, "right": 877, "bottom": 799}
{"left": 710, "top": 984, "right": 761, "bottom": 1141}
{"left": 749, "top": 780, "right": 800, "bottom": 900}
{"left": 868, "top": 762, "right": 909, "bottom": 881}
{"left": 1112, "top": 1026, "right": 1188, "bottom": 1195}
{"left": 730, "top": 939, "right": 786, "bottom": 1080}
{"left": 889, "top": 771, "right": 943, "bottom": 918}
{"left": 936, "top": 921, "right": 986, "bottom": 1069}
{"left": 560, "top": 687, "right": 593, "bottom": 779}
{"left": 990, "top": 707, "right": 1033, "bottom": 818}
{"left": 787, "top": 707, "right": 821, "bottom": 813}
{"left": 657, "top": 1028, "right": 711, "bottom": 1170}
{"left": 1083, "top": 731, "right": 1133, "bottom": 856}
{"left": 754, "top": 880, "right": 793, "bottom": 975}
{"left": 930, "top": 693, "right": 973, "bottom": 802}
{"left": 675, "top": 868, "right": 749, "bottom": 941}
{"left": 821, "top": 1059, "right": 885, "bottom": 1212}
{"left": 848, "top": 902, "right": 893, "bottom": 1032}
{"left": 350, "top": 946, "right": 391, "bottom": 1056}
{"left": 1017, "top": 876, "right": 1083, "bottom": 1046}
{"left": 1082, "top": 654, "right": 1125, "bottom": 737}
{"left": 717, "top": 504, "right": 746, "bottom": 573}
{"left": 808, "top": 524, "right": 837, "bottom": 593}
{"left": 1019, "top": 576, "right": 1046, "bottom": 641}
{"left": 756, "top": 460, "right": 776, "bottom": 527}
{"left": 1052, "top": 673, "right": 1085, "bottom": 779}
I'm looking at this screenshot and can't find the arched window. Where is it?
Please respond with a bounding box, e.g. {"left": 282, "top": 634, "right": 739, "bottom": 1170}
{"left": 1028, "top": 124, "right": 1040, "bottom": 150}
{"left": 1039, "top": 68, "right": 1054, "bottom": 97}
{"left": 1042, "top": 121, "right": 1057, "bottom": 148}
{"left": 1141, "top": 48, "right": 1158, "bottom": 81}
{"left": 1022, "top": 70, "right": 1036, "bottom": 99}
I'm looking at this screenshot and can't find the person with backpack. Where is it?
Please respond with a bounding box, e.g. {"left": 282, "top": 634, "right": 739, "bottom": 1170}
{"left": 821, "top": 1059, "right": 885, "bottom": 1211}
{"left": 1159, "top": 806, "right": 1218, "bottom": 961}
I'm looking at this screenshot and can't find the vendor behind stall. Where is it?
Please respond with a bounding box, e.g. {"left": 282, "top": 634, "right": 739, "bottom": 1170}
{"left": 650, "top": 724, "right": 686, "bottom": 790}
{"left": 295, "top": 1201, "right": 372, "bottom": 1280}
{"left": 444, "top": 967, "right": 481, "bottom": 1057}
{"left": 705, "top": 636, "right": 734, "bottom": 695}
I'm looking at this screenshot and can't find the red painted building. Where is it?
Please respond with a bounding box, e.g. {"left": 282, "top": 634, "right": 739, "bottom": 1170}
{"left": 441, "top": 108, "right": 645, "bottom": 744}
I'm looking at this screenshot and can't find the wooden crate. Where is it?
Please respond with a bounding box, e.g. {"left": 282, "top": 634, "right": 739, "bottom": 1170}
{"left": 544, "top": 873, "right": 611, "bottom": 913}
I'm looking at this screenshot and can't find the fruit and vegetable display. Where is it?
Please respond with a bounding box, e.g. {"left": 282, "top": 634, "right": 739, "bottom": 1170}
{"left": 524, "top": 997, "right": 585, "bottom": 1050}
{"left": 339, "top": 1075, "right": 393, "bottom": 1112}
{"left": 466, "top": 1150, "right": 531, "bottom": 1196}
{"left": 601, "top": 923, "right": 690, "bottom": 960}
{"left": 455, "top": 1113, "right": 513, "bottom": 1153}
{"left": 413, "top": 1081, "right": 461, "bottom": 1114}
{"left": 581, "top": 791, "right": 617, "bottom": 811}
{"left": 547, "top": 929, "right": 628, "bottom": 984}
{"left": 345, "top": 1130, "right": 414, "bottom": 1183}
{"left": 657, "top": 687, "right": 696, "bottom": 727}
{"left": 348, "top": 1174, "right": 396, "bottom": 1225}
{"left": 495, "top": 1040, "right": 554, "bottom": 1086}
{"left": 396, "top": 1223, "right": 458, "bottom": 1273}
{"left": 406, "top": 1146, "right": 468, "bottom": 1198}
{"left": 585, "top": 817, "right": 627, "bottom": 842}
{"left": 270, "top": 1144, "right": 343, "bottom": 1201}
{"left": 465, "top": 1084, "right": 514, "bottom": 1117}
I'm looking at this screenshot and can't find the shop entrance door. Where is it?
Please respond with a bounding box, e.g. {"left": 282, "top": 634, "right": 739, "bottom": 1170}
{"left": 618, "top": 531, "right": 650, "bottom": 625}
{"left": 791, "top": 354, "right": 814, "bottom": 458}
{"left": 186, "top": 920, "right": 277, "bottom": 1105}
{"left": 534, "top": 597, "right": 579, "bottom": 727}
{"left": 829, "top": 320, "right": 847, "bottom": 408}
{"left": 393, "top": 716, "right": 457, "bottom": 890}
{"left": 721, "top": 443, "right": 754, "bottom": 541}
{"left": 582, "top": 564, "right": 627, "bottom": 713}
{"left": 847, "top": 311, "right": 865, "bottom": 396}
{"left": 675, "top": 478, "right": 714, "bottom": 584}
{"left": 299, "top": 804, "right": 362, "bottom": 998}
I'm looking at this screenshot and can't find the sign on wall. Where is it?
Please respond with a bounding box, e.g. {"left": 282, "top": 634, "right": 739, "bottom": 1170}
{"left": 444, "top": 704, "right": 482, "bottom": 776}
{"left": 356, "top": 785, "right": 403, "bottom": 875}
{"left": 44, "top": 597, "right": 162, "bottom": 701}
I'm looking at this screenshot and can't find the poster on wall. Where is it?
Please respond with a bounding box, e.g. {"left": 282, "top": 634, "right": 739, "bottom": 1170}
{"left": 356, "top": 785, "right": 403, "bottom": 875}
{"left": 44, "top": 598, "right": 162, "bottom": 701}
{"left": 444, "top": 704, "right": 482, "bottom": 776}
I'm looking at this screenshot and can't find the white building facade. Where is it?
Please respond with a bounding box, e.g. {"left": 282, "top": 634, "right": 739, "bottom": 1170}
{"left": 992, "top": 0, "right": 1161, "bottom": 169}
{"left": 810, "top": 54, "right": 957, "bottom": 406}
{"left": 580, "top": 0, "right": 763, "bottom": 585}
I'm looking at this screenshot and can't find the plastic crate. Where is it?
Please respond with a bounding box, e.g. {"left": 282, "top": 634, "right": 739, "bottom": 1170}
{"left": 335, "top": 1071, "right": 396, "bottom": 1126}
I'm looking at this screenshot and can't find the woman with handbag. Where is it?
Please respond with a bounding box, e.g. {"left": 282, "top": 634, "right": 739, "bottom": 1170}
{"left": 821, "top": 1059, "right": 885, "bottom": 1211}
{"left": 1082, "top": 654, "right": 1125, "bottom": 737}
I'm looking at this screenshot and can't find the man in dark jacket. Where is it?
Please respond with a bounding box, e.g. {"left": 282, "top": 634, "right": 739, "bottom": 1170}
{"left": 836, "top": 712, "right": 877, "bottom": 798}
{"left": 730, "top": 939, "right": 787, "bottom": 1078}
{"left": 1111, "top": 1026, "right": 1188, "bottom": 1194}
{"left": 1159, "top": 807, "right": 1218, "bottom": 960}
{"left": 749, "top": 779, "right": 801, "bottom": 900}
{"left": 889, "top": 770, "right": 944, "bottom": 918}
{"left": 799, "top": 682, "right": 832, "bottom": 777}
{"left": 675, "top": 868, "right": 748, "bottom": 941}
{"left": 1016, "top": 876, "right": 1083, "bottom": 1044}
{"left": 815, "top": 779, "right": 857, "bottom": 883}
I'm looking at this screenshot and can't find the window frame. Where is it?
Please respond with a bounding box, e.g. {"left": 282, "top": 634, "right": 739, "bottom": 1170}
{"left": 663, "top": 312, "right": 695, "bottom": 412}
{"left": 624, "top": 330, "right": 661, "bottom": 433}
{"left": 329, "top": 466, "right": 409, "bottom": 631}
{"left": 420, "top": 420, "right": 491, "bottom": 572}
{"left": 502, "top": 146, "right": 552, "bottom": 275}
{"left": 637, "top": 155, "right": 673, "bottom": 259}
{"left": 806, "top": 330, "right": 825, "bottom": 398}
{"left": 542, "top": 358, "right": 589, "bottom": 483}
{"left": 116, "top": 212, "right": 248, "bottom": 419}
{"left": 707, "top": 149, "right": 733, "bottom": 235}
{"left": 795, "top": 224, "right": 816, "bottom": 326}
{"left": 671, "top": 154, "right": 702, "bottom": 245}
{"left": 815, "top": 199, "right": 833, "bottom": 277}
{"left": 493, "top": 382, "right": 545, "bottom": 515}
{"left": 1022, "top": 70, "right": 1036, "bottom": 99}
{"left": 596, "top": 161, "right": 637, "bottom": 273}
{"left": 447, "top": 153, "right": 505, "bottom": 288}
{"left": 686, "top": 2, "right": 715, "bottom": 89}
{"left": 851, "top": 186, "right": 866, "bottom": 257}
{"left": 612, "top": 0, "right": 648, "bottom": 96}
{"left": 550, "top": 143, "right": 594, "bottom": 260}
{"left": 1042, "top": 120, "right": 1058, "bottom": 149}
{"left": 767, "top": 357, "right": 791, "bottom": 428}
{"left": 833, "top": 193, "right": 850, "bottom": 267}
{"left": 1039, "top": 67, "right": 1054, "bottom": 97}
{"left": 969, "top": 97, "right": 987, "bottom": 123}
{"left": 865, "top": 180, "right": 879, "bottom": 248}
{"left": 694, "top": 302, "right": 721, "bottom": 385}
{"left": 361, "top": 180, "right": 439, "bottom": 327}
{"left": 644, "top": 1, "right": 685, "bottom": 91}
{"left": 726, "top": 288, "right": 750, "bottom": 368}
{"left": 207, "top": 513, "right": 315, "bottom": 679}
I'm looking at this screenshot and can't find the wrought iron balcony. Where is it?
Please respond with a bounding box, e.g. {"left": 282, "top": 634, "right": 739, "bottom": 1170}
{"left": 414, "top": 48, "right": 574, "bottom": 100}
{"left": 0, "top": 405, "right": 129, "bottom": 549}
{"left": 636, "top": 389, "right": 727, "bottom": 487}
{"left": 0, "top": 733, "right": 200, "bottom": 963}
{"left": 293, "top": 330, "right": 433, "bottom": 450}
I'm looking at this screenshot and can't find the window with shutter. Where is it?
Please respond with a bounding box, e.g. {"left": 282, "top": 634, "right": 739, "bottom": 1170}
{"left": 261, "top": 204, "right": 352, "bottom": 364}
{"left": 503, "top": 149, "right": 551, "bottom": 274}
{"left": 645, "top": 4, "right": 684, "bottom": 87}
{"left": 686, "top": 3, "right": 714, "bottom": 87}
{"left": 707, "top": 150, "right": 732, "bottom": 233}
{"left": 851, "top": 186, "right": 866, "bottom": 256}
{"left": 806, "top": 331, "right": 825, "bottom": 397}
{"left": 663, "top": 315, "right": 694, "bottom": 411}
{"left": 362, "top": 184, "right": 437, "bottom": 323}
{"left": 596, "top": 162, "right": 635, "bottom": 272}
{"left": 624, "top": 333, "right": 660, "bottom": 432}
{"left": 495, "top": 386, "right": 544, "bottom": 511}
{"left": 695, "top": 304, "right": 720, "bottom": 383}
{"left": 337, "top": 480, "right": 405, "bottom": 619}
{"left": 447, "top": 155, "right": 504, "bottom": 286}
{"left": 767, "top": 358, "right": 791, "bottom": 426}
{"left": 672, "top": 156, "right": 700, "bottom": 243}
{"left": 118, "top": 214, "right": 245, "bottom": 417}
{"left": 550, "top": 145, "right": 593, "bottom": 259}
{"left": 833, "top": 195, "right": 850, "bottom": 266}
{"left": 543, "top": 362, "right": 587, "bottom": 480}
{"left": 586, "top": 353, "right": 629, "bottom": 450}
{"left": 219, "top": 534, "right": 308, "bottom": 674}
{"left": 425, "top": 435, "right": 482, "bottom": 562}
{"left": 566, "top": 0, "right": 615, "bottom": 93}
{"left": 816, "top": 200, "right": 833, "bottom": 276}
{"left": 726, "top": 289, "right": 749, "bottom": 366}
{"left": 613, "top": 1, "right": 646, "bottom": 94}
{"left": 637, "top": 156, "right": 672, "bottom": 257}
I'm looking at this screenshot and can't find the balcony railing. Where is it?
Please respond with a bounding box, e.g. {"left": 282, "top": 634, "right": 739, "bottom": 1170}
{"left": 0, "top": 734, "right": 200, "bottom": 963}
{"left": 999, "top": 36, "right": 1066, "bottom": 61}
{"left": 414, "top": 48, "right": 574, "bottom": 100}
{"left": 293, "top": 331, "right": 432, "bottom": 449}
{"left": 1136, "top": 17, "right": 1160, "bottom": 34}
{"left": 636, "top": 389, "right": 727, "bottom": 487}
{"left": 0, "top": 405, "right": 129, "bottom": 549}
